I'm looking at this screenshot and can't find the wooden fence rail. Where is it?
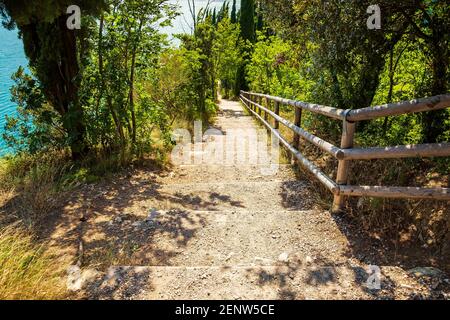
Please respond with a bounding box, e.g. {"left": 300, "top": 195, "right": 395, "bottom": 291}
{"left": 239, "top": 91, "right": 450, "bottom": 213}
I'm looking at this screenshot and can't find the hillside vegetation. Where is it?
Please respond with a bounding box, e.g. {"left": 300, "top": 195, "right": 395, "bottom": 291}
{"left": 0, "top": 0, "right": 448, "bottom": 298}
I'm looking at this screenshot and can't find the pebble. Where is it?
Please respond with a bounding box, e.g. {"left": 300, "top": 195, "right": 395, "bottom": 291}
{"left": 408, "top": 267, "right": 446, "bottom": 278}
{"left": 278, "top": 252, "right": 289, "bottom": 263}
{"left": 146, "top": 208, "right": 160, "bottom": 222}
{"left": 400, "top": 284, "right": 414, "bottom": 290}
{"left": 132, "top": 221, "right": 143, "bottom": 228}
{"left": 225, "top": 252, "right": 235, "bottom": 261}
{"left": 431, "top": 279, "right": 441, "bottom": 290}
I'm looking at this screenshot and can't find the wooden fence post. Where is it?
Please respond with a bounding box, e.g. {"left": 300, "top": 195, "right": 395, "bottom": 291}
{"left": 264, "top": 98, "right": 269, "bottom": 122}
{"left": 292, "top": 107, "right": 303, "bottom": 163}
{"left": 258, "top": 96, "right": 263, "bottom": 116}
{"left": 332, "top": 113, "right": 356, "bottom": 213}
{"left": 264, "top": 98, "right": 271, "bottom": 135}
{"left": 274, "top": 101, "right": 280, "bottom": 129}
{"left": 293, "top": 107, "right": 302, "bottom": 150}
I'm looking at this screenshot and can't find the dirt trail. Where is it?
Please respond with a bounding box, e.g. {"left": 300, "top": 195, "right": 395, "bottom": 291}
{"left": 54, "top": 99, "right": 448, "bottom": 300}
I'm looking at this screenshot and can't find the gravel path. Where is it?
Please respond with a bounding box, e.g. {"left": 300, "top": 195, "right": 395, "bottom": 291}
{"left": 57, "top": 99, "right": 449, "bottom": 300}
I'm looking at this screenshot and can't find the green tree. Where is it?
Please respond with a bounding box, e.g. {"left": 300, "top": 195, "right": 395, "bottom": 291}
{"left": 256, "top": 2, "right": 263, "bottom": 32}
{"left": 3, "top": 68, "right": 65, "bottom": 153}
{"left": 235, "top": 0, "right": 255, "bottom": 93}
{"left": 86, "top": 0, "right": 177, "bottom": 153}
{"left": 212, "top": 8, "right": 217, "bottom": 26}
{"left": 231, "top": 0, "right": 237, "bottom": 24}
{"left": 214, "top": 18, "right": 243, "bottom": 98}
{"left": 0, "top": 0, "right": 106, "bottom": 159}
{"left": 247, "top": 35, "right": 300, "bottom": 97}
{"left": 178, "top": 15, "right": 218, "bottom": 123}
{"left": 401, "top": 1, "right": 450, "bottom": 142}
{"left": 147, "top": 48, "right": 202, "bottom": 124}
{"left": 260, "top": 0, "right": 449, "bottom": 142}
{"left": 1, "top": 0, "right": 179, "bottom": 157}
{"left": 240, "top": 0, "right": 255, "bottom": 43}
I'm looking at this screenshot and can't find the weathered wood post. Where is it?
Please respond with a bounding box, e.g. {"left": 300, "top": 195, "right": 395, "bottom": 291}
{"left": 332, "top": 111, "right": 356, "bottom": 213}
{"left": 248, "top": 93, "right": 253, "bottom": 111}
{"left": 264, "top": 98, "right": 271, "bottom": 135}
{"left": 264, "top": 97, "right": 269, "bottom": 122}
{"left": 274, "top": 101, "right": 280, "bottom": 130}
{"left": 292, "top": 106, "right": 303, "bottom": 163}
{"left": 258, "top": 96, "right": 262, "bottom": 116}
{"left": 293, "top": 107, "right": 302, "bottom": 150}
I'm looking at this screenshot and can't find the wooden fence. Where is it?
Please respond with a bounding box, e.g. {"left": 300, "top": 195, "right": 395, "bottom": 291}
{"left": 239, "top": 91, "right": 450, "bottom": 213}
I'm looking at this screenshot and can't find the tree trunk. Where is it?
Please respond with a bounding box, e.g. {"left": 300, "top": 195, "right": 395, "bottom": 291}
{"left": 128, "top": 19, "right": 144, "bottom": 145}
{"left": 96, "top": 15, "right": 105, "bottom": 112}
{"left": 107, "top": 95, "right": 125, "bottom": 147}
{"left": 423, "top": 41, "right": 449, "bottom": 143}
{"left": 129, "top": 51, "right": 137, "bottom": 144}
{"left": 57, "top": 15, "right": 88, "bottom": 159}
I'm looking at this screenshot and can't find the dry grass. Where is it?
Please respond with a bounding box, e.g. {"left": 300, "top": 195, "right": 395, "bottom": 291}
{"left": 0, "top": 148, "right": 161, "bottom": 227}
{"left": 0, "top": 152, "right": 71, "bottom": 299}
{"left": 345, "top": 159, "right": 450, "bottom": 253}
{"left": 0, "top": 224, "right": 67, "bottom": 300}
{"left": 0, "top": 151, "right": 71, "bottom": 227}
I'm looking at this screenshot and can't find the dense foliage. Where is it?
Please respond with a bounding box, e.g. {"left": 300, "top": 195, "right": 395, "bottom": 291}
{"left": 257, "top": 0, "right": 450, "bottom": 144}
{"left": 0, "top": 1, "right": 250, "bottom": 159}
{"left": 0, "top": 0, "right": 448, "bottom": 161}
{"left": 1, "top": 0, "right": 106, "bottom": 158}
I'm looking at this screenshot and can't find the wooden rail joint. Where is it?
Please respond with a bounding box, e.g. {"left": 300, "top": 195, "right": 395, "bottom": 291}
{"left": 332, "top": 109, "right": 356, "bottom": 213}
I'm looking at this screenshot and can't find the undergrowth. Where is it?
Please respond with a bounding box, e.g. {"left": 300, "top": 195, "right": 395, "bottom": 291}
{"left": 0, "top": 223, "right": 67, "bottom": 300}
{"left": 0, "top": 145, "right": 170, "bottom": 299}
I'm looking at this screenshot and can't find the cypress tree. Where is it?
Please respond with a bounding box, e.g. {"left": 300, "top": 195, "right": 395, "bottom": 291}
{"left": 239, "top": 0, "right": 255, "bottom": 43}
{"left": 231, "top": 0, "right": 237, "bottom": 24}
{"left": 256, "top": 2, "right": 263, "bottom": 31}
{"left": 212, "top": 8, "right": 216, "bottom": 25}
{"left": 234, "top": 0, "right": 255, "bottom": 93}
{"left": 217, "top": 4, "right": 223, "bottom": 24}
{"left": 0, "top": 0, "right": 105, "bottom": 159}
{"left": 256, "top": 13, "right": 263, "bottom": 31}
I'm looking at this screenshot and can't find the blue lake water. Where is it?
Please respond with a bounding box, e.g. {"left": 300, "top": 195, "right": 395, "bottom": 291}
{"left": 0, "top": 27, "right": 28, "bottom": 156}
